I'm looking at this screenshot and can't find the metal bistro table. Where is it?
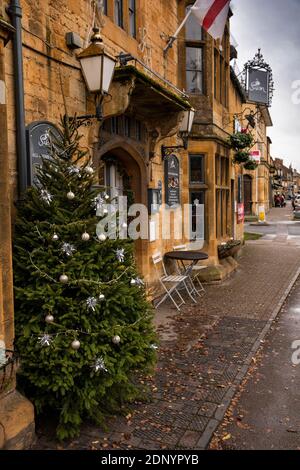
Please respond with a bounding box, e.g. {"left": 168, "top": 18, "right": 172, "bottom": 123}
{"left": 164, "top": 251, "right": 209, "bottom": 298}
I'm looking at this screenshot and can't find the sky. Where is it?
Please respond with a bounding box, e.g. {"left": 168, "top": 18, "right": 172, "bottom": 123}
{"left": 231, "top": 0, "right": 300, "bottom": 169}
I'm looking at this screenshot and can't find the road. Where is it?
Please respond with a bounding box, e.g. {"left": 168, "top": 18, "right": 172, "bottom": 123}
{"left": 210, "top": 202, "right": 300, "bottom": 450}
{"left": 245, "top": 201, "right": 300, "bottom": 244}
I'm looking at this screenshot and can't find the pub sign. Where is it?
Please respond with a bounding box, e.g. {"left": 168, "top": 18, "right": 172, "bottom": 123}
{"left": 165, "top": 154, "right": 180, "bottom": 206}
{"left": 26, "top": 121, "right": 62, "bottom": 186}
{"left": 247, "top": 68, "right": 269, "bottom": 105}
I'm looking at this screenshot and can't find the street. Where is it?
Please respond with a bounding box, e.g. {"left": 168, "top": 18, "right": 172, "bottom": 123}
{"left": 34, "top": 205, "right": 300, "bottom": 450}
{"left": 245, "top": 201, "right": 300, "bottom": 243}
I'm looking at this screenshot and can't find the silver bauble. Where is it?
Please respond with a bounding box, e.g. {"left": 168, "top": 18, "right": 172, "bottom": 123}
{"left": 82, "top": 232, "right": 90, "bottom": 241}
{"left": 112, "top": 335, "right": 121, "bottom": 345}
{"left": 99, "top": 293, "right": 105, "bottom": 301}
{"left": 67, "top": 191, "right": 75, "bottom": 200}
{"left": 104, "top": 194, "right": 110, "bottom": 200}
{"left": 98, "top": 233, "right": 106, "bottom": 241}
{"left": 59, "top": 274, "right": 69, "bottom": 284}
{"left": 130, "top": 279, "right": 136, "bottom": 285}
{"left": 85, "top": 166, "right": 94, "bottom": 175}
{"left": 71, "top": 339, "right": 81, "bottom": 350}
{"left": 52, "top": 233, "right": 59, "bottom": 241}
{"left": 45, "top": 314, "right": 54, "bottom": 324}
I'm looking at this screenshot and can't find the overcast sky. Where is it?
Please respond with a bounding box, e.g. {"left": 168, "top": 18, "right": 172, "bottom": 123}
{"left": 231, "top": 0, "right": 300, "bottom": 169}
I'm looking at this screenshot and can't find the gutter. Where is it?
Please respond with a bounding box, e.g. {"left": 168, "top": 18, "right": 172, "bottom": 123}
{"left": 7, "top": 0, "right": 27, "bottom": 196}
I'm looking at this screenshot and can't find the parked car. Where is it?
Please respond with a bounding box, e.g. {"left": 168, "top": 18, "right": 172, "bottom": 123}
{"left": 294, "top": 196, "right": 300, "bottom": 208}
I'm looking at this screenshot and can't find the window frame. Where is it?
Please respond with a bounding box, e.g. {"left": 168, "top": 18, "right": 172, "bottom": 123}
{"left": 114, "top": 0, "right": 124, "bottom": 29}
{"left": 189, "top": 154, "right": 205, "bottom": 185}
{"left": 184, "top": 4, "right": 206, "bottom": 95}
{"left": 128, "top": 0, "right": 136, "bottom": 38}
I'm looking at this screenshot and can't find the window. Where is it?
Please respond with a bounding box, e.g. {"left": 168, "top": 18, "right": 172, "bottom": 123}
{"left": 190, "top": 154, "right": 205, "bottom": 184}
{"left": 190, "top": 191, "right": 205, "bottom": 240}
{"left": 215, "top": 153, "right": 230, "bottom": 238}
{"left": 189, "top": 153, "right": 206, "bottom": 241}
{"left": 136, "top": 120, "right": 142, "bottom": 141}
{"left": 129, "top": 0, "right": 136, "bottom": 37}
{"left": 185, "top": 5, "right": 205, "bottom": 95}
{"left": 111, "top": 117, "right": 119, "bottom": 134}
{"left": 214, "top": 26, "right": 229, "bottom": 107}
{"left": 124, "top": 116, "right": 131, "bottom": 138}
{"left": 214, "top": 50, "right": 218, "bottom": 98}
{"left": 186, "top": 47, "right": 203, "bottom": 94}
{"left": 103, "top": 0, "right": 107, "bottom": 15}
{"left": 114, "top": 0, "right": 123, "bottom": 28}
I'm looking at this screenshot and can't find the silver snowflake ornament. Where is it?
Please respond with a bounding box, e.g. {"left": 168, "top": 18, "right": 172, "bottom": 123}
{"left": 38, "top": 334, "right": 53, "bottom": 347}
{"left": 135, "top": 277, "right": 144, "bottom": 287}
{"left": 93, "top": 194, "right": 105, "bottom": 211}
{"left": 61, "top": 242, "right": 76, "bottom": 257}
{"left": 67, "top": 165, "right": 80, "bottom": 177}
{"left": 115, "top": 248, "right": 125, "bottom": 263}
{"left": 40, "top": 189, "right": 53, "bottom": 205}
{"left": 92, "top": 357, "right": 108, "bottom": 373}
{"left": 86, "top": 296, "right": 98, "bottom": 311}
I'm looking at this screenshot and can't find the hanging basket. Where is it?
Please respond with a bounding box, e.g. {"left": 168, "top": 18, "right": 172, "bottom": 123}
{"left": 0, "top": 350, "right": 19, "bottom": 396}
{"left": 228, "top": 132, "right": 254, "bottom": 151}
{"left": 244, "top": 160, "right": 258, "bottom": 171}
{"left": 234, "top": 151, "right": 250, "bottom": 164}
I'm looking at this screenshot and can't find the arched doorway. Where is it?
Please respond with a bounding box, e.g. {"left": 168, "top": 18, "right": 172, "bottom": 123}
{"left": 98, "top": 143, "right": 148, "bottom": 275}
{"left": 243, "top": 175, "right": 253, "bottom": 215}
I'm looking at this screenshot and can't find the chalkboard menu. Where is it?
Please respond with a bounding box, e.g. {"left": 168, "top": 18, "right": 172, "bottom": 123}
{"left": 26, "top": 121, "right": 62, "bottom": 186}
{"left": 165, "top": 154, "right": 180, "bottom": 206}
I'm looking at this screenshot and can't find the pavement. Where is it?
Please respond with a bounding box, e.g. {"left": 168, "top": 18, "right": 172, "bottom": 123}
{"left": 210, "top": 278, "right": 300, "bottom": 450}
{"left": 33, "top": 204, "right": 300, "bottom": 450}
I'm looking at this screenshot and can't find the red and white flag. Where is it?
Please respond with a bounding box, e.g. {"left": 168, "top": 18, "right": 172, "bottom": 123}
{"left": 191, "top": 0, "right": 231, "bottom": 40}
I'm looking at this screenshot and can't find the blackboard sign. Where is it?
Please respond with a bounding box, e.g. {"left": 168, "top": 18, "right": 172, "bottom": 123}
{"left": 26, "top": 121, "right": 62, "bottom": 186}
{"left": 248, "top": 68, "right": 269, "bottom": 105}
{"left": 165, "top": 154, "right": 180, "bottom": 206}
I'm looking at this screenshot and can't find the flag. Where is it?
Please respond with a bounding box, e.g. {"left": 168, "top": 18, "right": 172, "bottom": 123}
{"left": 191, "top": 0, "right": 231, "bottom": 40}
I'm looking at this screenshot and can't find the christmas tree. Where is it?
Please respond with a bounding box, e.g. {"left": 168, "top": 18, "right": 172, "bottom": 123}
{"left": 13, "top": 117, "right": 157, "bottom": 440}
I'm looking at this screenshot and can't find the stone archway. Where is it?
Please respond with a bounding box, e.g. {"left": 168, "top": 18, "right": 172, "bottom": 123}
{"left": 97, "top": 142, "right": 148, "bottom": 276}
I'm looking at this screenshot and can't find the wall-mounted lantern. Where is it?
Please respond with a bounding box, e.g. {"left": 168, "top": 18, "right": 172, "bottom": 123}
{"left": 161, "top": 108, "right": 195, "bottom": 160}
{"left": 70, "top": 27, "right": 117, "bottom": 127}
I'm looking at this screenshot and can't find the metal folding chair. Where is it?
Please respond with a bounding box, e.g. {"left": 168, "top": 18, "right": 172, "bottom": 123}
{"left": 173, "top": 244, "right": 206, "bottom": 295}
{"left": 152, "top": 252, "right": 196, "bottom": 311}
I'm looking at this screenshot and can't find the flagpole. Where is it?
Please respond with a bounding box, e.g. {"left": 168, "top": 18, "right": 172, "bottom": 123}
{"left": 163, "top": 9, "right": 192, "bottom": 56}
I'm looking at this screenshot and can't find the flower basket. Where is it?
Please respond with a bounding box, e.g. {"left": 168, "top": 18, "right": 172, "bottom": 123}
{"left": 234, "top": 151, "right": 250, "bottom": 164}
{"left": 244, "top": 160, "right": 258, "bottom": 171}
{"left": 228, "top": 132, "right": 254, "bottom": 151}
{"left": 0, "top": 350, "right": 19, "bottom": 396}
{"left": 218, "top": 240, "right": 242, "bottom": 260}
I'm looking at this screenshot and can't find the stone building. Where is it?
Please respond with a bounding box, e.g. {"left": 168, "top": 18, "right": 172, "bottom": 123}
{"left": 0, "top": 0, "right": 250, "bottom": 448}
{"left": 242, "top": 103, "right": 273, "bottom": 219}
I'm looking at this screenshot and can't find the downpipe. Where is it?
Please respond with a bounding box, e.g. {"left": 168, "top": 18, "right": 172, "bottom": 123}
{"left": 7, "top": 0, "right": 27, "bottom": 196}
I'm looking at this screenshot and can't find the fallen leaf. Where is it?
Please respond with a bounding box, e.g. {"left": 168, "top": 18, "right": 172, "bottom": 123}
{"left": 222, "top": 433, "right": 231, "bottom": 441}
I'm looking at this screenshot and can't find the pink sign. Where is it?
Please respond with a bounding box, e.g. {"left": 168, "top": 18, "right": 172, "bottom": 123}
{"left": 237, "top": 203, "right": 245, "bottom": 224}
{"left": 250, "top": 150, "right": 261, "bottom": 163}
